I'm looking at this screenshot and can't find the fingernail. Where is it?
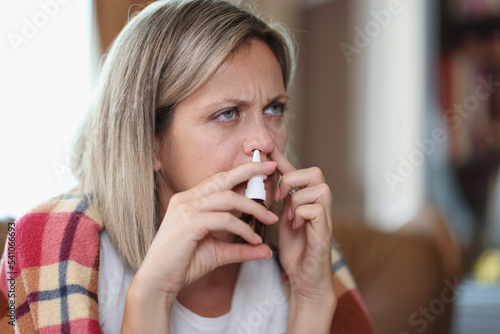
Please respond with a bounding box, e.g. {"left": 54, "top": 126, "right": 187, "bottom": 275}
{"left": 288, "top": 206, "right": 293, "bottom": 220}
{"left": 264, "top": 161, "right": 276, "bottom": 166}
{"left": 254, "top": 233, "right": 263, "bottom": 244}
{"left": 268, "top": 210, "right": 279, "bottom": 221}
{"left": 274, "top": 187, "right": 280, "bottom": 201}
{"left": 267, "top": 250, "right": 273, "bottom": 259}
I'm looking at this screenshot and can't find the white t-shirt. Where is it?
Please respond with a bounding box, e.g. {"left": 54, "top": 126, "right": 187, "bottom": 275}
{"left": 98, "top": 231, "right": 289, "bottom": 333}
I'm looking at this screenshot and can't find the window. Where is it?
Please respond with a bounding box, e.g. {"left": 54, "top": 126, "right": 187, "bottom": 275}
{"left": 352, "top": 0, "right": 428, "bottom": 231}
{"left": 0, "top": 0, "right": 95, "bottom": 218}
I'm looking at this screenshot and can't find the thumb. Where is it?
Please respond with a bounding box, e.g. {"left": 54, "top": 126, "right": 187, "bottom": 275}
{"left": 213, "top": 240, "right": 272, "bottom": 266}
{"left": 279, "top": 197, "right": 293, "bottom": 233}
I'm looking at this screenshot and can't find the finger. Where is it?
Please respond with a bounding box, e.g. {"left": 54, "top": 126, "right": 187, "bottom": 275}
{"left": 213, "top": 239, "right": 272, "bottom": 266}
{"left": 194, "top": 212, "right": 264, "bottom": 245}
{"left": 276, "top": 167, "right": 326, "bottom": 201}
{"left": 289, "top": 184, "right": 332, "bottom": 224}
{"left": 277, "top": 197, "right": 306, "bottom": 254}
{"left": 191, "top": 190, "right": 279, "bottom": 225}
{"left": 188, "top": 161, "right": 277, "bottom": 200}
{"left": 293, "top": 204, "right": 330, "bottom": 239}
{"left": 269, "top": 144, "right": 296, "bottom": 176}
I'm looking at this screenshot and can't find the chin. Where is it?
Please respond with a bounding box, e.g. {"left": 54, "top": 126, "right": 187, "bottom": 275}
{"left": 232, "top": 183, "right": 246, "bottom": 196}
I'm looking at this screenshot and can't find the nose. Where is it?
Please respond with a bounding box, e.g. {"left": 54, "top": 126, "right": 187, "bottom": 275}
{"left": 243, "top": 116, "right": 275, "bottom": 159}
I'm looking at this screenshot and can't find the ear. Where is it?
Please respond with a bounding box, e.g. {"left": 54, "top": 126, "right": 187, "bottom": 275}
{"left": 153, "top": 140, "right": 162, "bottom": 172}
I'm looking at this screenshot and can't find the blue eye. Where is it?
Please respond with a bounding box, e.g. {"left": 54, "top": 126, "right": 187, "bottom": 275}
{"left": 217, "top": 109, "right": 236, "bottom": 120}
{"left": 264, "top": 103, "right": 285, "bottom": 115}
{"left": 215, "top": 108, "right": 238, "bottom": 122}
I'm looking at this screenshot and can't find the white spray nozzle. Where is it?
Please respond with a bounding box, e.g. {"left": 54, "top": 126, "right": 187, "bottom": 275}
{"left": 252, "top": 149, "right": 261, "bottom": 163}
{"left": 245, "top": 150, "right": 267, "bottom": 201}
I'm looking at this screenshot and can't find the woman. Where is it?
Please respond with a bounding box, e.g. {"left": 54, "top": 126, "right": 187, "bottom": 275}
{"left": 0, "top": 0, "right": 374, "bottom": 333}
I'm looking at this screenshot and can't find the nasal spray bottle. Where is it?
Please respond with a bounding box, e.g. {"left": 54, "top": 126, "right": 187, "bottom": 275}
{"left": 240, "top": 149, "right": 267, "bottom": 243}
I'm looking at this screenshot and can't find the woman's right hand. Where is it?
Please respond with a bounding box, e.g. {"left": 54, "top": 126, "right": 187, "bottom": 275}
{"left": 131, "top": 161, "right": 277, "bottom": 304}
{"left": 122, "top": 161, "right": 277, "bottom": 333}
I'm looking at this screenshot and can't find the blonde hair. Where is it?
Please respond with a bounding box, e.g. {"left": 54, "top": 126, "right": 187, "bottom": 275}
{"left": 71, "top": 0, "right": 296, "bottom": 270}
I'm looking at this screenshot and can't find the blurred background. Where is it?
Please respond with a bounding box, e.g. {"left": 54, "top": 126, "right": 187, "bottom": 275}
{"left": 1, "top": 0, "right": 499, "bottom": 333}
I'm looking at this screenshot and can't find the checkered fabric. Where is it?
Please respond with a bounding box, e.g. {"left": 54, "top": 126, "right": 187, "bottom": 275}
{"left": 0, "top": 195, "right": 101, "bottom": 333}
{"left": 0, "top": 194, "right": 374, "bottom": 333}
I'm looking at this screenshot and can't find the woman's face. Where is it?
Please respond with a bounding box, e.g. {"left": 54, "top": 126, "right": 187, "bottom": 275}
{"left": 155, "top": 38, "right": 288, "bottom": 209}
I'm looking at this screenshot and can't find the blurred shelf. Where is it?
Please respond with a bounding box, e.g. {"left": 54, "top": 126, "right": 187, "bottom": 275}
{"left": 451, "top": 278, "right": 500, "bottom": 334}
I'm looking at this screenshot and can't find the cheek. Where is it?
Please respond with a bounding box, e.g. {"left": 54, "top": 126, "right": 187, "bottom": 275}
{"left": 272, "top": 126, "right": 287, "bottom": 152}
{"left": 265, "top": 117, "right": 287, "bottom": 147}
{"left": 194, "top": 140, "right": 241, "bottom": 181}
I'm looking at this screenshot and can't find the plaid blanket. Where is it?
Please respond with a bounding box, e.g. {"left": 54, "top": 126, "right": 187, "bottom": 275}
{"left": 0, "top": 195, "right": 374, "bottom": 333}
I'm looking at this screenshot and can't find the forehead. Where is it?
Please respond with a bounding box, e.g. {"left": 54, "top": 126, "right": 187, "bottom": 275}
{"left": 213, "top": 39, "right": 284, "bottom": 86}
{"left": 183, "top": 39, "right": 286, "bottom": 106}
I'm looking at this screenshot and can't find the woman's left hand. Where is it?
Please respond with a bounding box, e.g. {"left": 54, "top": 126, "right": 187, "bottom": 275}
{"left": 271, "top": 146, "right": 335, "bottom": 308}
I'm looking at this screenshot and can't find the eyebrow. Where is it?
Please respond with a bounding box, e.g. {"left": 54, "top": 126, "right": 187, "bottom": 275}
{"left": 207, "top": 94, "right": 289, "bottom": 110}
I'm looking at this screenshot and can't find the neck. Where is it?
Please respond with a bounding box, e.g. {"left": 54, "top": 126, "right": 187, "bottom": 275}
{"left": 176, "top": 262, "right": 242, "bottom": 317}
{"left": 155, "top": 173, "right": 174, "bottom": 222}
